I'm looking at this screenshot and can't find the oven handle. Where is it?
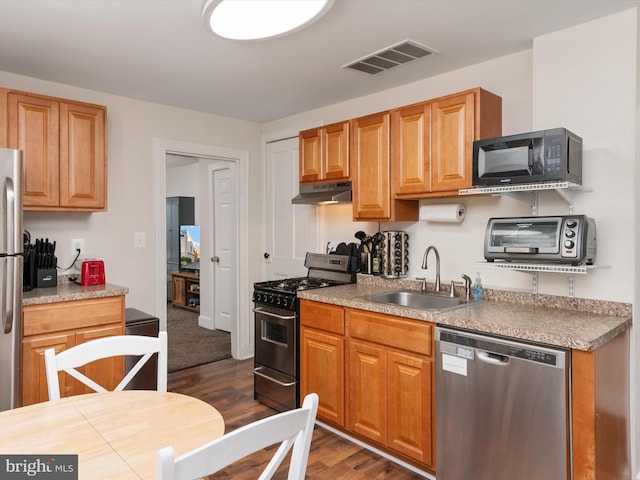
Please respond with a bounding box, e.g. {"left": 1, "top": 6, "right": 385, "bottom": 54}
{"left": 252, "top": 307, "right": 296, "bottom": 320}
{"left": 253, "top": 366, "right": 296, "bottom": 387}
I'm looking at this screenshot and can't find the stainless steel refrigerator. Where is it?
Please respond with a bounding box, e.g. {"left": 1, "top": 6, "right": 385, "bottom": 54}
{"left": 0, "top": 148, "right": 23, "bottom": 412}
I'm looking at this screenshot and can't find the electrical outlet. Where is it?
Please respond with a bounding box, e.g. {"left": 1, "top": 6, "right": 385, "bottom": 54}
{"left": 71, "top": 238, "right": 84, "bottom": 255}
{"left": 134, "top": 232, "right": 146, "bottom": 248}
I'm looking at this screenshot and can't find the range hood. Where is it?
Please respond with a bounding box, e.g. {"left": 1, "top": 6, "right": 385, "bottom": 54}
{"left": 291, "top": 181, "right": 352, "bottom": 205}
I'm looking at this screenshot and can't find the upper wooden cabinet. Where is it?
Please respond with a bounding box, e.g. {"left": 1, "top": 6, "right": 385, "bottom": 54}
{"left": 350, "top": 112, "right": 418, "bottom": 222}
{"left": 1, "top": 88, "right": 107, "bottom": 211}
{"left": 393, "top": 88, "right": 502, "bottom": 198}
{"left": 299, "top": 121, "right": 349, "bottom": 184}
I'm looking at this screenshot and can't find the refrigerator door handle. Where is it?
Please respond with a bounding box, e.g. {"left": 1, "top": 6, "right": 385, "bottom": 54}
{"left": 3, "top": 174, "right": 20, "bottom": 335}
{"left": 3, "top": 258, "right": 15, "bottom": 334}
{"left": 5, "top": 176, "right": 15, "bottom": 255}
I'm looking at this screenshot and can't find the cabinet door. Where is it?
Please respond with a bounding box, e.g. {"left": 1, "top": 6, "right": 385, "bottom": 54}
{"left": 299, "top": 128, "right": 322, "bottom": 183}
{"left": 351, "top": 112, "right": 391, "bottom": 220}
{"left": 430, "top": 91, "right": 475, "bottom": 193}
{"left": 59, "top": 101, "right": 106, "bottom": 209}
{"left": 348, "top": 339, "right": 387, "bottom": 444}
{"left": 7, "top": 92, "right": 60, "bottom": 207}
{"left": 300, "top": 327, "right": 344, "bottom": 426}
{"left": 387, "top": 350, "right": 433, "bottom": 466}
{"left": 172, "top": 275, "right": 186, "bottom": 307}
{"left": 22, "top": 331, "right": 75, "bottom": 406}
{"left": 323, "top": 121, "right": 349, "bottom": 181}
{"left": 392, "top": 102, "right": 431, "bottom": 194}
{"left": 73, "top": 323, "right": 124, "bottom": 396}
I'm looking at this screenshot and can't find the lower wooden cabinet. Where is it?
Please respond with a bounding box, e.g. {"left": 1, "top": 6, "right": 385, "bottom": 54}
{"left": 300, "top": 300, "right": 345, "bottom": 426}
{"left": 300, "top": 328, "right": 345, "bottom": 426}
{"left": 347, "top": 308, "right": 434, "bottom": 467}
{"left": 299, "top": 299, "right": 435, "bottom": 471}
{"left": 21, "top": 296, "right": 125, "bottom": 406}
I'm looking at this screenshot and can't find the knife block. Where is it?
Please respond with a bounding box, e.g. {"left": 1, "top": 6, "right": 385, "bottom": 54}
{"left": 36, "top": 268, "right": 57, "bottom": 288}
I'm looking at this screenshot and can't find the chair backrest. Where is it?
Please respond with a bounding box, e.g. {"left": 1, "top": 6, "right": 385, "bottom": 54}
{"left": 156, "top": 392, "right": 319, "bottom": 480}
{"left": 44, "top": 331, "right": 168, "bottom": 401}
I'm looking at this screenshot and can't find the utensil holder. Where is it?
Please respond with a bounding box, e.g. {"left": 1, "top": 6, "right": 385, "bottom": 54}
{"left": 36, "top": 268, "right": 57, "bottom": 288}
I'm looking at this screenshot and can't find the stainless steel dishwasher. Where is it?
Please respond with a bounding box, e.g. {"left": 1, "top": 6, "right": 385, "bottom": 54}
{"left": 435, "top": 327, "right": 571, "bottom": 480}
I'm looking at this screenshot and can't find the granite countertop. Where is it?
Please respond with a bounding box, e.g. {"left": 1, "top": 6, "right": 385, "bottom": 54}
{"left": 297, "top": 276, "right": 632, "bottom": 352}
{"left": 23, "top": 280, "right": 129, "bottom": 307}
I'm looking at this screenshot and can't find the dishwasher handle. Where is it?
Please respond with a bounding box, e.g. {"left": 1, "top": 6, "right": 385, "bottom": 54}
{"left": 477, "top": 350, "right": 510, "bottom": 365}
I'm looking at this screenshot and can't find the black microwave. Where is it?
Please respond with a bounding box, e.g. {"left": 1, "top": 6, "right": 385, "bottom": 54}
{"left": 472, "top": 128, "right": 582, "bottom": 186}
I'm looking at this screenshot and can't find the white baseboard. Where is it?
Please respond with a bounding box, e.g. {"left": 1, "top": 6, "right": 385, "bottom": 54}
{"left": 315, "top": 420, "right": 436, "bottom": 479}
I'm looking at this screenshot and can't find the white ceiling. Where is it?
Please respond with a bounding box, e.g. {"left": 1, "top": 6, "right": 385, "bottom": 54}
{"left": 0, "top": 0, "right": 638, "bottom": 123}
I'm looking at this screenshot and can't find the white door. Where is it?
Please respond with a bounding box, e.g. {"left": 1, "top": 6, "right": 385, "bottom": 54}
{"left": 212, "top": 166, "right": 236, "bottom": 332}
{"left": 265, "top": 137, "right": 317, "bottom": 279}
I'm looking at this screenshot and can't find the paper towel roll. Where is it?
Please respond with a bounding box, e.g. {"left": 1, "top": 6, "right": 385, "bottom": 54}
{"left": 419, "top": 204, "right": 466, "bottom": 223}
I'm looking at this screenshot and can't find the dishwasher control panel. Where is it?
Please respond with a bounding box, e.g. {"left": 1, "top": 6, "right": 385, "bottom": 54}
{"left": 437, "top": 329, "right": 567, "bottom": 368}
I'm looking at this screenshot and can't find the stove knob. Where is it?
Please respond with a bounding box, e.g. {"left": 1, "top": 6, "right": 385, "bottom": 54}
{"left": 275, "top": 296, "right": 281, "bottom": 305}
{"left": 565, "top": 229, "right": 576, "bottom": 238}
{"left": 564, "top": 240, "right": 575, "bottom": 249}
{"left": 282, "top": 298, "right": 289, "bottom": 308}
{"left": 268, "top": 295, "right": 274, "bottom": 304}
{"left": 254, "top": 293, "right": 261, "bottom": 302}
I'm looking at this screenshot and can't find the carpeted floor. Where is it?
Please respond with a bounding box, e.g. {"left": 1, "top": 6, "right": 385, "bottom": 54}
{"left": 167, "top": 304, "right": 231, "bottom": 372}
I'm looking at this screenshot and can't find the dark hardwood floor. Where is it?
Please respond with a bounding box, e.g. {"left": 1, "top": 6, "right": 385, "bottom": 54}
{"left": 168, "top": 358, "right": 427, "bottom": 479}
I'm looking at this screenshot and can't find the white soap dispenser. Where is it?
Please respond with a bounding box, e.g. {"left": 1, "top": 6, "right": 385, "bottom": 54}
{"left": 473, "top": 273, "right": 484, "bottom": 301}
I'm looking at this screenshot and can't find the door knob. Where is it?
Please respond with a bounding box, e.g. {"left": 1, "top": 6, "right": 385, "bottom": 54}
{"left": 264, "top": 252, "right": 270, "bottom": 259}
{"left": 211, "top": 256, "right": 220, "bottom": 263}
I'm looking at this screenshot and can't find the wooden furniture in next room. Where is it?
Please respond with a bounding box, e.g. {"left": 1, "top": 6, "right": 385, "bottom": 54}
{"left": 171, "top": 271, "right": 200, "bottom": 313}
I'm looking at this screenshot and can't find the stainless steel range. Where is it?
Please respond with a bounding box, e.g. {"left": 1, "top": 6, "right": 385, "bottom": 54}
{"left": 253, "top": 252, "right": 355, "bottom": 412}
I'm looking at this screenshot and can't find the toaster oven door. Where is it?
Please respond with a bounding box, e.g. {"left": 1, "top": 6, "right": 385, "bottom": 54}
{"left": 485, "top": 218, "right": 562, "bottom": 259}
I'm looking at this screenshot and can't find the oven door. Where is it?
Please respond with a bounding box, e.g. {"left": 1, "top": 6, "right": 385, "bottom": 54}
{"left": 254, "top": 305, "right": 296, "bottom": 376}
{"left": 253, "top": 305, "right": 297, "bottom": 411}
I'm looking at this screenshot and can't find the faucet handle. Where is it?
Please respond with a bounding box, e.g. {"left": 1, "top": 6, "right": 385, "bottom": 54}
{"left": 450, "top": 280, "right": 464, "bottom": 297}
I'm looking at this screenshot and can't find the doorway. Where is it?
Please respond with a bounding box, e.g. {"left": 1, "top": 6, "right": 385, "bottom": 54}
{"left": 153, "top": 138, "right": 251, "bottom": 361}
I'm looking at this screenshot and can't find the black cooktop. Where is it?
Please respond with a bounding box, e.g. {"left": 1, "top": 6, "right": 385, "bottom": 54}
{"left": 254, "top": 277, "right": 344, "bottom": 294}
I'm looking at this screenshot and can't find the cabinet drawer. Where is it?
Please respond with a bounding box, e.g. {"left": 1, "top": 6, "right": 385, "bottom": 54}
{"left": 300, "top": 300, "right": 345, "bottom": 335}
{"left": 347, "top": 308, "right": 433, "bottom": 356}
{"left": 23, "top": 296, "right": 125, "bottom": 337}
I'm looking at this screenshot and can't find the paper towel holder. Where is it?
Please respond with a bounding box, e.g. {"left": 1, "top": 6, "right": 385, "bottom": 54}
{"left": 419, "top": 204, "right": 466, "bottom": 223}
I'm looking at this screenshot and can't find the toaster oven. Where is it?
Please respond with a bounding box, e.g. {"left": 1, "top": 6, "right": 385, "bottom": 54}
{"left": 484, "top": 215, "right": 596, "bottom": 265}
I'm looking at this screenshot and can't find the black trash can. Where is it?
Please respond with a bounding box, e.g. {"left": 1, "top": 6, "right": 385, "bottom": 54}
{"left": 124, "top": 308, "right": 159, "bottom": 390}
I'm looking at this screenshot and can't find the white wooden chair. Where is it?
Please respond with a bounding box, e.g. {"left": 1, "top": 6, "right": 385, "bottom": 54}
{"left": 44, "top": 331, "right": 168, "bottom": 400}
{"left": 155, "top": 392, "right": 319, "bottom": 480}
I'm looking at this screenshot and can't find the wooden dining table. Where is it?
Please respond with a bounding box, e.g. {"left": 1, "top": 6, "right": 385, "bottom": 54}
{"left": 0, "top": 390, "right": 225, "bottom": 479}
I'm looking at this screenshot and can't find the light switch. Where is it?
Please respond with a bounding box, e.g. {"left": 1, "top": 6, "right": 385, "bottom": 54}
{"left": 134, "top": 232, "right": 146, "bottom": 248}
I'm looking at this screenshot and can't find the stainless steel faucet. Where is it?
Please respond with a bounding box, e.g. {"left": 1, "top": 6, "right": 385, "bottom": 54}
{"left": 461, "top": 274, "right": 472, "bottom": 302}
{"left": 421, "top": 246, "right": 441, "bottom": 292}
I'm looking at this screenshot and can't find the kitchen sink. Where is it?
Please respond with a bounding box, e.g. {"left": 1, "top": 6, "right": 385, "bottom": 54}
{"left": 364, "top": 290, "right": 470, "bottom": 312}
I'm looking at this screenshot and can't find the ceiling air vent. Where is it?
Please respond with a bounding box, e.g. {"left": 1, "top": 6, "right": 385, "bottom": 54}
{"left": 343, "top": 39, "right": 439, "bottom": 75}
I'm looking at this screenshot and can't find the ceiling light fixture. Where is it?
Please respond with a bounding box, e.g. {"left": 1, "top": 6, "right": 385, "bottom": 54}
{"left": 202, "top": 0, "right": 334, "bottom": 41}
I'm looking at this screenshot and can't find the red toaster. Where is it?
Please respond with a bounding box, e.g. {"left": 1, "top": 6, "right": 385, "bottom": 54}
{"left": 81, "top": 260, "right": 106, "bottom": 286}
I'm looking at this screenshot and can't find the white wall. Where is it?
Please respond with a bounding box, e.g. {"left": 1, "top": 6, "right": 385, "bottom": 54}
{"left": 166, "top": 163, "right": 200, "bottom": 228}
{"left": 0, "top": 71, "right": 264, "bottom": 325}
{"left": 534, "top": 11, "right": 639, "bottom": 478}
